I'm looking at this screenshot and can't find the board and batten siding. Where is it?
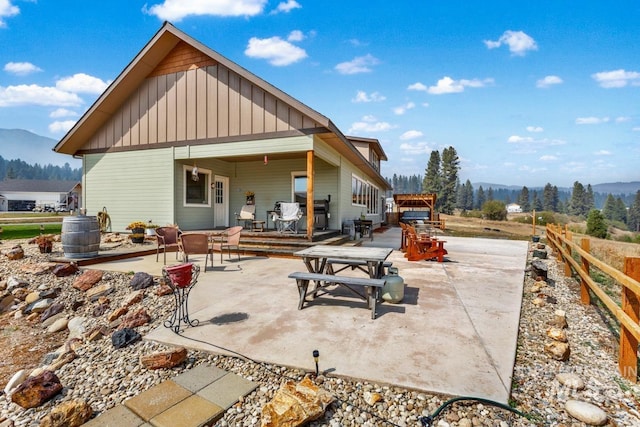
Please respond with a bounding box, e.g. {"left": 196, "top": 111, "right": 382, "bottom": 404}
{"left": 84, "top": 149, "right": 175, "bottom": 231}
{"left": 84, "top": 64, "right": 323, "bottom": 151}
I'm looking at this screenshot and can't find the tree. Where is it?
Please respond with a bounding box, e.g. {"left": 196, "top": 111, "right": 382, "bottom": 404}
{"left": 517, "top": 186, "right": 530, "bottom": 212}
{"left": 613, "top": 197, "right": 627, "bottom": 223}
{"left": 601, "top": 194, "right": 616, "bottom": 220}
{"left": 475, "top": 186, "right": 486, "bottom": 210}
{"left": 628, "top": 190, "right": 640, "bottom": 232}
{"left": 440, "top": 146, "right": 460, "bottom": 214}
{"left": 482, "top": 200, "right": 507, "bottom": 220}
{"left": 586, "top": 184, "right": 595, "bottom": 212}
{"left": 487, "top": 187, "right": 494, "bottom": 201}
{"left": 457, "top": 179, "right": 474, "bottom": 211}
{"left": 568, "top": 181, "right": 588, "bottom": 217}
{"left": 532, "top": 190, "right": 543, "bottom": 211}
{"left": 586, "top": 209, "right": 607, "bottom": 239}
{"left": 422, "top": 150, "right": 441, "bottom": 196}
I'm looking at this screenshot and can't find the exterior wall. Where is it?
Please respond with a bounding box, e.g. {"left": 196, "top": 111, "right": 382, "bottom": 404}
{"left": 84, "top": 64, "right": 323, "bottom": 151}
{"left": 84, "top": 149, "right": 175, "bottom": 231}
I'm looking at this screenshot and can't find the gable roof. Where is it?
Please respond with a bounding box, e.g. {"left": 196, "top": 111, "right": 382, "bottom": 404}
{"left": 54, "top": 23, "right": 390, "bottom": 190}
{"left": 0, "top": 179, "right": 79, "bottom": 193}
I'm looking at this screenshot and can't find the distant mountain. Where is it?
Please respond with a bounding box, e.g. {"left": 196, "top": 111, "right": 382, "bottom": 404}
{"left": 473, "top": 181, "right": 640, "bottom": 195}
{"left": 0, "top": 128, "right": 80, "bottom": 167}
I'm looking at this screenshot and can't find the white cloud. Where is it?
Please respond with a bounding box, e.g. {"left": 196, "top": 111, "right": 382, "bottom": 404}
{"left": 526, "top": 126, "right": 543, "bottom": 133}
{"left": 4, "top": 61, "right": 42, "bottom": 76}
{"left": 144, "top": 0, "right": 266, "bottom": 20}
{"left": 484, "top": 30, "right": 538, "bottom": 56}
{"left": 351, "top": 90, "right": 385, "bottom": 103}
{"left": 0, "top": 84, "right": 83, "bottom": 107}
{"left": 615, "top": 116, "right": 631, "bottom": 123}
{"left": 245, "top": 36, "right": 307, "bottom": 66}
{"left": 407, "top": 82, "right": 428, "bottom": 92}
{"left": 49, "top": 108, "right": 78, "bottom": 118}
{"left": 335, "top": 54, "right": 379, "bottom": 75}
{"left": 273, "top": 0, "right": 300, "bottom": 13}
{"left": 575, "top": 116, "right": 610, "bottom": 125}
{"left": 48, "top": 120, "right": 76, "bottom": 134}
{"left": 287, "top": 30, "right": 304, "bottom": 42}
{"left": 399, "top": 141, "right": 434, "bottom": 155}
{"left": 592, "top": 69, "right": 640, "bottom": 88}
{"left": 399, "top": 130, "right": 423, "bottom": 140}
{"left": 508, "top": 135, "right": 566, "bottom": 145}
{"left": 594, "top": 150, "right": 611, "bottom": 156}
{"left": 348, "top": 39, "right": 368, "bottom": 47}
{"left": 633, "top": 127, "right": 640, "bottom": 132}
{"left": 536, "top": 75, "right": 563, "bottom": 88}
{"left": 393, "top": 102, "right": 415, "bottom": 115}
{"left": 348, "top": 115, "right": 393, "bottom": 133}
{"left": 0, "top": 0, "right": 19, "bottom": 28}
{"left": 56, "top": 73, "right": 109, "bottom": 94}
{"left": 539, "top": 155, "right": 558, "bottom": 161}
{"left": 427, "top": 76, "right": 493, "bottom": 95}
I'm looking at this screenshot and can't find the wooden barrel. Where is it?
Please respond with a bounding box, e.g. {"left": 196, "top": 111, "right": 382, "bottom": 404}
{"left": 62, "top": 215, "right": 100, "bottom": 258}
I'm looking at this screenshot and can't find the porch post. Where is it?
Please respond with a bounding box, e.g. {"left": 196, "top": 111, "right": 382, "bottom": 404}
{"left": 306, "top": 150, "right": 314, "bottom": 240}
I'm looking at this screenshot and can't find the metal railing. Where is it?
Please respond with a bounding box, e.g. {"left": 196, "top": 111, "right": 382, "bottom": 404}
{"left": 546, "top": 224, "right": 640, "bottom": 382}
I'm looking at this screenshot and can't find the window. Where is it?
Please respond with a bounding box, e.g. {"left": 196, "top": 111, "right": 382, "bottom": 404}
{"left": 183, "top": 165, "right": 211, "bottom": 207}
{"left": 352, "top": 174, "right": 380, "bottom": 215}
{"left": 292, "top": 172, "right": 307, "bottom": 203}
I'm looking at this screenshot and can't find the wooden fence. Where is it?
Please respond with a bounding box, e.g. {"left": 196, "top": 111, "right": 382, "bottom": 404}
{"left": 546, "top": 224, "right": 640, "bottom": 382}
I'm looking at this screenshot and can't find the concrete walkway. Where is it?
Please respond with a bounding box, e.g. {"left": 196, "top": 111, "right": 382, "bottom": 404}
{"left": 91, "top": 227, "right": 529, "bottom": 403}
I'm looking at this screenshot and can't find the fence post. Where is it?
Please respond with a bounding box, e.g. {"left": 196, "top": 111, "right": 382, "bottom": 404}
{"left": 580, "top": 238, "right": 591, "bottom": 305}
{"left": 553, "top": 225, "right": 563, "bottom": 262}
{"left": 563, "top": 226, "right": 573, "bottom": 278}
{"left": 620, "top": 257, "right": 640, "bottom": 382}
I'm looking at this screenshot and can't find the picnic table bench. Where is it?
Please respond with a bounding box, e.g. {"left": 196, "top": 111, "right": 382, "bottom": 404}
{"left": 288, "top": 271, "right": 386, "bottom": 319}
{"left": 325, "top": 258, "right": 393, "bottom": 276}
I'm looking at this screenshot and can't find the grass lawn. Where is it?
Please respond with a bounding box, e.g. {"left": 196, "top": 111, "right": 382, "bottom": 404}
{"left": 0, "top": 223, "right": 62, "bottom": 240}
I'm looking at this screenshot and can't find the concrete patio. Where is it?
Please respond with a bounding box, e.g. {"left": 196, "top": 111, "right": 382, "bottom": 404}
{"left": 91, "top": 227, "right": 529, "bottom": 403}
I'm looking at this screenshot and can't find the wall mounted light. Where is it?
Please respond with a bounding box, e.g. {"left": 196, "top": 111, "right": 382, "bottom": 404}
{"left": 191, "top": 163, "right": 199, "bottom": 181}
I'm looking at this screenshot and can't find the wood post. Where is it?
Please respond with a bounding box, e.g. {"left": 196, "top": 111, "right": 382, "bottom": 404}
{"left": 580, "top": 238, "right": 591, "bottom": 305}
{"left": 306, "top": 150, "right": 314, "bottom": 241}
{"left": 620, "top": 257, "right": 640, "bottom": 382}
{"left": 563, "top": 226, "right": 572, "bottom": 278}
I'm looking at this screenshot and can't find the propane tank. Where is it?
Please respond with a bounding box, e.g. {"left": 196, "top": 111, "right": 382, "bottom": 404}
{"left": 381, "top": 267, "right": 404, "bottom": 303}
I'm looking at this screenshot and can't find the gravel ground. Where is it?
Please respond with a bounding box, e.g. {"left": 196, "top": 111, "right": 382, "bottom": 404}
{"left": 0, "top": 236, "right": 639, "bottom": 426}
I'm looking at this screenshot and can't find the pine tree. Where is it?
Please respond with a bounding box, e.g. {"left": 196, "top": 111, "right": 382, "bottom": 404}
{"left": 614, "top": 197, "right": 627, "bottom": 223}
{"left": 628, "top": 191, "right": 640, "bottom": 232}
{"left": 422, "top": 150, "right": 442, "bottom": 196}
{"left": 569, "top": 181, "right": 587, "bottom": 217}
{"left": 440, "top": 146, "right": 460, "bottom": 214}
{"left": 517, "top": 186, "right": 530, "bottom": 212}
{"left": 586, "top": 209, "right": 608, "bottom": 238}
{"left": 602, "top": 194, "right": 616, "bottom": 220}
{"left": 476, "top": 186, "right": 486, "bottom": 210}
{"left": 586, "top": 184, "right": 595, "bottom": 212}
{"left": 487, "top": 187, "right": 494, "bottom": 201}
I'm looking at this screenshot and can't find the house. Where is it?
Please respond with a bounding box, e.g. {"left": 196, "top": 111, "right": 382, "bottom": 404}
{"left": 506, "top": 203, "right": 522, "bottom": 213}
{"left": 0, "top": 179, "right": 80, "bottom": 212}
{"left": 54, "top": 23, "right": 390, "bottom": 237}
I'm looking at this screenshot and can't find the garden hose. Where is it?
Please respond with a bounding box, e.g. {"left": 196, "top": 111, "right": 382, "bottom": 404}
{"left": 418, "top": 396, "right": 530, "bottom": 426}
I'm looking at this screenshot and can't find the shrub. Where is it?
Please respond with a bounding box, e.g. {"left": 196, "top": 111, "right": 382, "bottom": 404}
{"left": 586, "top": 209, "right": 608, "bottom": 239}
{"left": 482, "top": 200, "right": 507, "bottom": 221}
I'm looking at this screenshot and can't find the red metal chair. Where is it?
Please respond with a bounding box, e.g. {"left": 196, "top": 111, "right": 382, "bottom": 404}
{"left": 155, "top": 226, "right": 181, "bottom": 264}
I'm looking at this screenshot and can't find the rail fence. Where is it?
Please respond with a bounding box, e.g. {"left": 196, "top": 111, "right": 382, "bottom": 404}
{"left": 546, "top": 224, "right": 640, "bottom": 382}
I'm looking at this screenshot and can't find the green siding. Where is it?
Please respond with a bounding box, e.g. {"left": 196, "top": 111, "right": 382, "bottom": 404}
{"left": 84, "top": 149, "right": 175, "bottom": 232}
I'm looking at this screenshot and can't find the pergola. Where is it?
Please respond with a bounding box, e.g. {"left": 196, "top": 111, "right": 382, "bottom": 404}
{"left": 393, "top": 193, "right": 437, "bottom": 214}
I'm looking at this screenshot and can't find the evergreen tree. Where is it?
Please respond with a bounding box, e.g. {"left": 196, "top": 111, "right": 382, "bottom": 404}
{"left": 532, "top": 190, "right": 543, "bottom": 211}
{"left": 476, "top": 186, "right": 486, "bottom": 210}
{"left": 422, "top": 150, "right": 442, "bottom": 196}
{"left": 614, "top": 197, "right": 627, "bottom": 223}
{"left": 542, "top": 183, "right": 559, "bottom": 211}
{"left": 440, "top": 146, "right": 460, "bottom": 215}
{"left": 586, "top": 209, "right": 608, "bottom": 239}
{"left": 457, "top": 179, "right": 473, "bottom": 210}
{"left": 517, "top": 186, "right": 530, "bottom": 212}
{"left": 586, "top": 184, "right": 595, "bottom": 211}
{"left": 628, "top": 191, "right": 640, "bottom": 232}
{"left": 601, "top": 194, "right": 616, "bottom": 220}
{"left": 569, "top": 181, "right": 588, "bottom": 217}
{"left": 487, "top": 187, "right": 494, "bottom": 201}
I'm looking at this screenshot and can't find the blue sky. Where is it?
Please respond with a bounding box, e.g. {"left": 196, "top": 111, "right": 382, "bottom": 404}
{"left": 0, "top": 0, "right": 639, "bottom": 188}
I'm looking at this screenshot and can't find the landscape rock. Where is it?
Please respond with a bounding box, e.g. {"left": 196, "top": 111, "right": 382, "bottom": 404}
{"left": 549, "top": 309, "right": 568, "bottom": 329}
{"left": 4, "top": 369, "right": 29, "bottom": 396}
{"left": 363, "top": 391, "right": 383, "bottom": 406}
{"left": 130, "top": 272, "right": 154, "bottom": 290}
{"left": 6, "top": 246, "right": 24, "bottom": 260}
{"left": 124, "top": 289, "right": 145, "bottom": 307}
{"left": 86, "top": 283, "right": 114, "bottom": 301}
{"left": 0, "top": 294, "right": 15, "bottom": 312}
{"left": 52, "top": 263, "right": 79, "bottom": 277}
{"left": 72, "top": 269, "right": 103, "bottom": 291}
{"left": 155, "top": 283, "right": 173, "bottom": 296}
{"left": 140, "top": 347, "right": 188, "bottom": 369}
{"left": 28, "top": 298, "right": 53, "bottom": 313}
{"left": 546, "top": 327, "right": 567, "bottom": 342}
{"left": 565, "top": 400, "right": 608, "bottom": 425}
{"left": 40, "top": 302, "right": 65, "bottom": 322}
{"left": 10, "top": 370, "right": 63, "bottom": 409}
{"left": 7, "top": 276, "right": 28, "bottom": 290}
{"left": 107, "top": 306, "right": 128, "bottom": 322}
{"left": 261, "top": 377, "right": 335, "bottom": 427}
{"left": 544, "top": 341, "right": 570, "bottom": 361}
{"left": 556, "top": 373, "right": 585, "bottom": 390}
{"left": 25, "top": 291, "right": 40, "bottom": 304}
{"left": 46, "top": 317, "right": 69, "bottom": 333}
{"left": 40, "top": 288, "right": 60, "bottom": 300}
{"left": 39, "top": 399, "right": 93, "bottom": 427}
{"left": 530, "top": 260, "right": 548, "bottom": 280}
{"left": 118, "top": 308, "right": 151, "bottom": 329}
{"left": 92, "top": 303, "right": 109, "bottom": 317}
{"left": 111, "top": 327, "right": 141, "bottom": 349}
{"left": 67, "top": 316, "right": 87, "bottom": 338}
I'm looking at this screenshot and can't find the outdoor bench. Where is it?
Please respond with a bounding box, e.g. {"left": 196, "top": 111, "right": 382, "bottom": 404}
{"left": 288, "top": 271, "right": 386, "bottom": 319}
{"left": 325, "top": 258, "right": 393, "bottom": 276}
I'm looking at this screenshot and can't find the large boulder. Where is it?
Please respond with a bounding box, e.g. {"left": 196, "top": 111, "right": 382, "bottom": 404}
{"left": 39, "top": 399, "right": 93, "bottom": 427}
{"left": 261, "top": 377, "right": 335, "bottom": 427}
{"left": 11, "top": 370, "right": 63, "bottom": 409}
{"left": 130, "top": 272, "right": 154, "bottom": 290}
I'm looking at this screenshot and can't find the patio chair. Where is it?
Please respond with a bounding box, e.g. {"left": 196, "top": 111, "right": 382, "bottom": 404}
{"left": 155, "top": 226, "right": 181, "bottom": 264}
{"left": 178, "top": 233, "right": 213, "bottom": 271}
{"left": 211, "top": 226, "right": 243, "bottom": 262}
{"left": 272, "top": 202, "right": 303, "bottom": 233}
{"left": 235, "top": 204, "right": 255, "bottom": 229}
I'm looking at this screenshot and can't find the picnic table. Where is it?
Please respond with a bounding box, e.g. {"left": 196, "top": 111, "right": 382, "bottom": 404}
{"left": 290, "top": 246, "right": 393, "bottom": 319}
